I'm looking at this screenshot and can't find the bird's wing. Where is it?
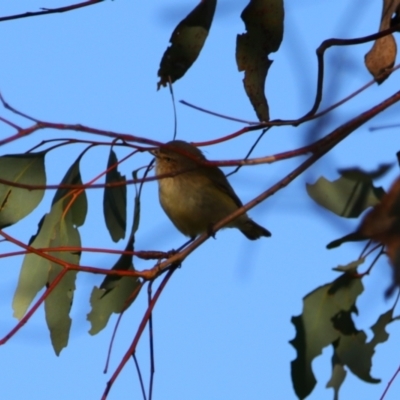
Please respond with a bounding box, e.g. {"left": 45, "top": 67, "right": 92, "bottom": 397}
{"left": 205, "top": 165, "right": 243, "bottom": 208}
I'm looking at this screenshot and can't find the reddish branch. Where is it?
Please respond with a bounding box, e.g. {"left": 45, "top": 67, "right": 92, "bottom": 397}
{"left": 0, "top": 230, "right": 164, "bottom": 280}
{"left": 0, "top": 268, "right": 68, "bottom": 344}
{"left": 142, "top": 89, "right": 400, "bottom": 280}
{"left": 92, "top": 90, "right": 400, "bottom": 398}
{"left": 102, "top": 268, "right": 176, "bottom": 400}
{"left": 0, "top": 229, "right": 162, "bottom": 343}
{"left": 308, "top": 23, "right": 400, "bottom": 119}
{"left": 1, "top": 90, "right": 400, "bottom": 283}
{"left": 181, "top": 24, "right": 400, "bottom": 135}
{"left": 0, "top": 246, "right": 169, "bottom": 260}
{"left": 0, "top": 10, "right": 398, "bottom": 400}
{"left": 0, "top": 66, "right": 399, "bottom": 399}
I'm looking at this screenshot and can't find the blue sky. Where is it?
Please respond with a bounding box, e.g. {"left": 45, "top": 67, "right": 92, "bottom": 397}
{"left": 1, "top": 1, "right": 400, "bottom": 399}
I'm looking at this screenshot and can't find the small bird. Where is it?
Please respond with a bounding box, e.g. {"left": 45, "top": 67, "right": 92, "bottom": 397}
{"left": 151, "top": 140, "right": 271, "bottom": 240}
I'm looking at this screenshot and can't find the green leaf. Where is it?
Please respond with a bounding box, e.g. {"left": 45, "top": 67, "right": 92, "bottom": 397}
{"left": 99, "top": 236, "right": 135, "bottom": 295}
{"left": 52, "top": 154, "right": 88, "bottom": 227}
{"left": 88, "top": 269, "right": 141, "bottom": 335}
{"left": 326, "top": 353, "right": 347, "bottom": 400}
{"left": 47, "top": 155, "right": 87, "bottom": 354}
{"left": 12, "top": 155, "right": 87, "bottom": 355}
{"left": 370, "top": 309, "right": 393, "bottom": 346}
{"left": 87, "top": 236, "right": 141, "bottom": 335}
{"left": 332, "top": 258, "right": 365, "bottom": 272}
{"left": 290, "top": 273, "right": 363, "bottom": 399}
{"left": 0, "top": 152, "right": 46, "bottom": 228}
{"left": 44, "top": 200, "right": 80, "bottom": 356}
{"left": 306, "top": 166, "right": 390, "bottom": 218}
{"left": 331, "top": 308, "right": 393, "bottom": 385}
{"left": 334, "top": 330, "right": 380, "bottom": 384}
{"left": 12, "top": 199, "right": 81, "bottom": 355}
{"left": 326, "top": 309, "right": 393, "bottom": 397}
{"left": 88, "top": 229, "right": 139, "bottom": 334}
{"left": 88, "top": 175, "right": 143, "bottom": 334}
{"left": 103, "top": 150, "right": 126, "bottom": 242}
{"left": 236, "top": 0, "right": 284, "bottom": 121}
{"left": 12, "top": 211, "right": 60, "bottom": 321}
{"left": 132, "top": 171, "right": 141, "bottom": 236}
{"left": 157, "top": 0, "right": 216, "bottom": 89}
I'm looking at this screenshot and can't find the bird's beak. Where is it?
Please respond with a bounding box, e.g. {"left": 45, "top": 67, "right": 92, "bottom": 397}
{"left": 149, "top": 148, "right": 159, "bottom": 157}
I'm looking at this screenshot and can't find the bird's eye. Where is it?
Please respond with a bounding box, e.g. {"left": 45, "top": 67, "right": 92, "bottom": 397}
{"left": 164, "top": 156, "right": 172, "bottom": 162}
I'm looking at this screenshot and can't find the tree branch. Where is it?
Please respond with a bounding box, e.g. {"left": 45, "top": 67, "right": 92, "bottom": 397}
{"left": 0, "top": 0, "right": 105, "bottom": 23}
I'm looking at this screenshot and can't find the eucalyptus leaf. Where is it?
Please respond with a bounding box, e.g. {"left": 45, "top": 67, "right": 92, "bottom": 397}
{"left": 103, "top": 149, "right": 126, "bottom": 242}
{"left": 0, "top": 152, "right": 46, "bottom": 228}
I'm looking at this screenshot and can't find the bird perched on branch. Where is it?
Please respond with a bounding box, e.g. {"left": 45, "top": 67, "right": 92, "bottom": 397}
{"left": 151, "top": 140, "right": 271, "bottom": 240}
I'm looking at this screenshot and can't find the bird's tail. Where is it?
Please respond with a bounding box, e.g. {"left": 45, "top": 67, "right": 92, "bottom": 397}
{"left": 239, "top": 219, "right": 271, "bottom": 240}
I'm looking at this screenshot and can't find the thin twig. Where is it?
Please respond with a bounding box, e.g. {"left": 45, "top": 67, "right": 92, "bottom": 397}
{"left": 102, "top": 267, "right": 177, "bottom": 399}
{"left": 168, "top": 79, "right": 178, "bottom": 140}
{"left": 104, "top": 312, "right": 124, "bottom": 374}
{"left": 0, "top": 92, "right": 39, "bottom": 122}
{"left": 380, "top": 364, "right": 400, "bottom": 400}
{"left": 147, "top": 281, "right": 155, "bottom": 400}
{"left": 133, "top": 354, "right": 147, "bottom": 400}
{"left": 0, "top": 0, "right": 104, "bottom": 23}
{"left": 179, "top": 100, "right": 259, "bottom": 125}
{"left": 226, "top": 128, "right": 269, "bottom": 177}
{"left": 0, "top": 115, "right": 22, "bottom": 130}
{"left": 370, "top": 123, "right": 400, "bottom": 132}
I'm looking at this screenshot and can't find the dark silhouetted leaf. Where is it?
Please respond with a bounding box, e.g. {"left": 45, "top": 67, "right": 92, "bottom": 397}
{"left": 331, "top": 308, "right": 359, "bottom": 335}
{"left": 290, "top": 273, "right": 363, "bottom": 399}
{"left": 338, "top": 164, "right": 392, "bottom": 181}
{"left": 236, "top": 0, "right": 284, "bottom": 121}
{"left": 307, "top": 166, "right": 389, "bottom": 218}
{"left": 327, "top": 232, "right": 367, "bottom": 249}
{"left": 157, "top": 0, "right": 216, "bottom": 89}
{"left": 103, "top": 150, "right": 126, "bottom": 242}
{"left": 0, "top": 152, "right": 46, "bottom": 229}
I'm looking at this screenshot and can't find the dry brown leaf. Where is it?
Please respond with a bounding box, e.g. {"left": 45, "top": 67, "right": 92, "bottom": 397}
{"left": 356, "top": 176, "right": 400, "bottom": 292}
{"left": 236, "top": 0, "right": 284, "bottom": 121}
{"left": 359, "top": 176, "right": 400, "bottom": 241}
{"left": 365, "top": 0, "right": 399, "bottom": 83}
